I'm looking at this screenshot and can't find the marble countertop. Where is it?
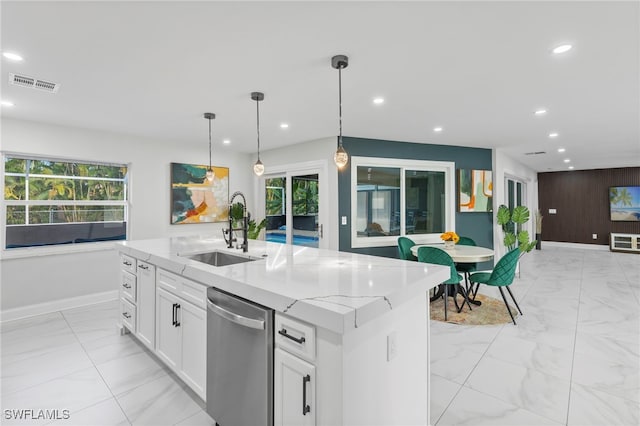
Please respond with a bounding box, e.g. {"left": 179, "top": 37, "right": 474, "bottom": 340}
{"left": 117, "top": 235, "right": 448, "bottom": 334}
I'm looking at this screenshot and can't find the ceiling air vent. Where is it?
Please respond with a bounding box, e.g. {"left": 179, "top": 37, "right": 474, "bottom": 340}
{"left": 524, "top": 151, "right": 546, "bottom": 155}
{"left": 9, "top": 73, "right": 60, "bottom": 93}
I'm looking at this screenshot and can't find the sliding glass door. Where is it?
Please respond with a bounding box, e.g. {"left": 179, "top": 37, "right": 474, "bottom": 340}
{"left": 260, "top": 165, "right": 325, "bottom": 249}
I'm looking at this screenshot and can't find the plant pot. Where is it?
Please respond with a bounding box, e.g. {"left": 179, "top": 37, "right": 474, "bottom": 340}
{"left": 443, "top": 240, "right": 455, "bottom": 250}
{"left": 535, "top": 233, "right": 542, "bottom": 250}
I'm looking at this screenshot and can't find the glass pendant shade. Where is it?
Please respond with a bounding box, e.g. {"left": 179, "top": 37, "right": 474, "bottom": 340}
{"left": 253, "top": 159, "right": 264, "bottom": 176}
{"left": 334, "top": 143, "right": 348, "bottom": 169}
{"left": 206, "top": 169, "right": 214, "bottom": 182}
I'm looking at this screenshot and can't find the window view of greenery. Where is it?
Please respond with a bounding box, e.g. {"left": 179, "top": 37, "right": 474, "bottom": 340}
{"left": 265, "top": 177, "right": 285, "bottom": 216}
{"left": 4, "top": 156, "right": 128, "bottom": 248}
{"left": 292, "top": 176, "right": 318, "bottom": 215}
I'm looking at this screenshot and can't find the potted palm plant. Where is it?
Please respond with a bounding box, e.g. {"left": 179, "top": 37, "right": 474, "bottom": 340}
{"left": 497, "top": 205, "right": 537, "bottom": 255}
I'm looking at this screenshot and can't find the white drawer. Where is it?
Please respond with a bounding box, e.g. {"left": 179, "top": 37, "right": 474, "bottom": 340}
{"left": 121, "top": 271, "right": 137, "bottom": 302}
{"left": 156, "top": 268, "right": 207, "bottom": 309}
{"left": 120, "top": 254, "right": 136, "bottom": 274}
{"left": 275, "top": 314, "right": 316, "bottom": 362}
{"left": 121, "top": 298, "right": 136, "bottom": 332}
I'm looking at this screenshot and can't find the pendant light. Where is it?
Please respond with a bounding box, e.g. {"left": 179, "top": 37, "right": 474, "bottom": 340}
{"left": 203, "top": 112, "right": 215, "bottom": 182}
{"left": 252, "top": 91, "right": 265, "bottom": 176}
{"left": 332, "top": 54, "right": 349, "bottom": 169}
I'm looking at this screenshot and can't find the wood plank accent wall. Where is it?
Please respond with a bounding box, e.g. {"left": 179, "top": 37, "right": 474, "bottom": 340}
{"left": 538, "top": 167, "right": 640, "bottom": 245}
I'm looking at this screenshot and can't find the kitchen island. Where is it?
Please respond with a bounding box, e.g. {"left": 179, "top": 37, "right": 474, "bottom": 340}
{"left": 116, "top": 235, "right": 448, "bottom": 426}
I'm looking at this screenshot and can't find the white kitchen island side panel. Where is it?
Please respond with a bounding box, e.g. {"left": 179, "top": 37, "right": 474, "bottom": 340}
{"left": 342, "top": 291, "right": 429, "bottom": 426}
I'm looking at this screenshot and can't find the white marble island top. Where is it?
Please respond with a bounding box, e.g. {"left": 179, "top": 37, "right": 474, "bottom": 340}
{"left": 117, "top": 235, "right": 447, "bottom": 334}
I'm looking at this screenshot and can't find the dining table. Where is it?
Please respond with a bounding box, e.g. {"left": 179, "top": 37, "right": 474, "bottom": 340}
{"left": 411, "top": 243, "right": 494, "bottom": 305}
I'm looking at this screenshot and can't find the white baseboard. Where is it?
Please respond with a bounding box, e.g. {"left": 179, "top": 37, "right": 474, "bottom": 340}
{"left": 541, "top": 241, "right": 609, "bottom": 251}
{"left": 1, "top": 290, "right": 119, "bottom": 322}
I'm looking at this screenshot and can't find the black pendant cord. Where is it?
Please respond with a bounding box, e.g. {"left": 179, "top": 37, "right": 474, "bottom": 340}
{"left": 338, "top": 66, "right": 343, "bottom": 147}
{"left": 208, "top": 118, "right": 212, "bottom": 171}
{"left": 256, "top": 99, "right": 261, "bottom": 160}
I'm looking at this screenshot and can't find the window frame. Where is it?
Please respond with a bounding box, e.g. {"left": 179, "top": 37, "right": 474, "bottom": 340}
{"left": 350, "top": 156, "right": 456, "bottom": 248}
{"left": 1, "top": 152, "right": 131, "bottom": 257}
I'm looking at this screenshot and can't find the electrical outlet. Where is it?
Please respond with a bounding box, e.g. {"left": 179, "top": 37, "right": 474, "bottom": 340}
{"left": 387, "top": 331, "right": 397, "bottom": 361}
{"left": 592, "top": 234, "right": 598, "bottom": 240}
{"left": 341, "top": 216, "right": 347, "bottom": 225}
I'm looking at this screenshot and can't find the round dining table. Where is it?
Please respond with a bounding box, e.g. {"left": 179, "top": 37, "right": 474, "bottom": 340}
{"left": 410, "top": 244, "right": 494, "bottom": 262}
{"left": 411, "top": 244, "right": 494, "bottom": 305}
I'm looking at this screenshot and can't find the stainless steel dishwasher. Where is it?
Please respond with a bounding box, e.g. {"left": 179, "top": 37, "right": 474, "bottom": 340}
{"left": 206, "top": 287, "right": 274, "bottom": 426}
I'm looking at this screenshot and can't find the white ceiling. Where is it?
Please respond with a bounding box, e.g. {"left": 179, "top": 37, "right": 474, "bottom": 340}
{"left": 1, "top": 1, "right": 639, "bottom": 172}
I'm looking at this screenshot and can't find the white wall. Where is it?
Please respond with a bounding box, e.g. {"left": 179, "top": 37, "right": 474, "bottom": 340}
{"left": 1, "top": 118, "right": 253, "bottom": 314}
{"left": 492, "top": 148, "right": 539, "bottom": 260}
{"left": 256, "top": 137, "right": 339, "bottom": 250}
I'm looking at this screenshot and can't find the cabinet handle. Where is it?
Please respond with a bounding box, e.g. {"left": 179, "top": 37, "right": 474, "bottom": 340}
{"left": 138, "top": 264, "right": 149, "bottom": 270}
{"left": 123, "top": 283, "right": 131, "bottom": 289}
{"left": 175, "top": 304, "right": 181, "bottom": 327}
{"left": 172, "top": 303, "right": 177, "bottom": 326}
{"left": 123, "top": 261, "right": 132, "bottom": 266}
{"left": 302, "top": 374, "right": 311, "bottom": 415}
{"left": 278, "top": 328, "right": 306, "bottom": 344}
{"left": 122, "top": 312, "right": 131, "bottom": 319}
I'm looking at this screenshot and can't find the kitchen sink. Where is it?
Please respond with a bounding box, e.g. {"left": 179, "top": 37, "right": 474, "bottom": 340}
{"left": 182, "top": 250, "right": 257, "bottom": 267}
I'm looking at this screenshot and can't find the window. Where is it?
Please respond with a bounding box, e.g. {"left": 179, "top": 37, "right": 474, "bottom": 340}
{"left": 3, "top": 155, "right": 129, "bottom": 249}
{"left": 351, "top": 157, "right": 455, "bottom": 248}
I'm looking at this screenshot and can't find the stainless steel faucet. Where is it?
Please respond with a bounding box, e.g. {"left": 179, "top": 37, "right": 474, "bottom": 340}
{"left": 226, "top": 191, "right": 249, "bottom": 252}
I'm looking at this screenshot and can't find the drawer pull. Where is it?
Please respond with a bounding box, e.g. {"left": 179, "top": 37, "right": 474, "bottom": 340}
{"left": 122, "top": 312, "right": 131, "bottom": 319}
{"left": 278, "top": 328, "right": 305, "bottom": 344}
{"left": 138, "top": 264, "right": 149, "bottom": 270}
{"left": 123, "top": 283, "right": 131, "bottom": 289}
{"left": 123, "top": 261, "right": 132, "bottom": 266}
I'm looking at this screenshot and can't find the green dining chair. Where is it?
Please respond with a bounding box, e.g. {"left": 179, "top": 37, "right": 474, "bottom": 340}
{"left": 456, "top": 236, "right": 477, "bottom": 294}
{"left": 418, "top": 246, "right": 472, "bottom": 321}
{"left": 469, "top": 248, "right": 522, "bottom": 325}
{"left": 397, "top": 236, "right": 417, "bottom": 261}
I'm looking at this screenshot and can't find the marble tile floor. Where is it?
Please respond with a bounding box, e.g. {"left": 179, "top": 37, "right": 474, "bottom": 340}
{"left": 1, "top": 245, "right": 638, "bottom": 425}
{"left": 1, "top": 301, "right": 214, "bottom": 426}
{"left": 431, "top": 246, "right": 640, "bottom": 426}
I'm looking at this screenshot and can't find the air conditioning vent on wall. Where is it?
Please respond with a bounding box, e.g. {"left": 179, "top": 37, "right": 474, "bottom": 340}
{"left": 9, "top": 73, "right": 60, "bottom": 93}
{"left": 524, "top": 151, "right": 546, "bottom": 155}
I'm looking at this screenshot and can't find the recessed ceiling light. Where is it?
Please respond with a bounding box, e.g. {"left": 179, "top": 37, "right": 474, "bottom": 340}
{"left": 563, "top": 159, "right": 571, "bottom": 163}
{"left": 552, "top": 44, "right": 573, "bottom": 54}
{"left": 2, "top": 52, "right": 23, "bottom": 61}
{"left": 433, "top": 127, "right": 443, "bottom": 133}
{"left": 223, "top": 139, "right": 230, "bottom": 145}
{"left": 373, "top": 97, "right": 384, "bottom": 105}
{"left": 1, "top": 100, "right": 14, "bottom": 107}
{"left": 549, "top": 132, "right": 559, "bottom": 138}
{"left": 557, "top": 148, "right": 566, "bottom": 153}
{"left": 568, "top": 166, "right": 575, "bottom": 170}
{"left": 534, "top": 109, "right": 547, "bottom": 115}
{"left": 280, "top": 123, "right": 289, "bottom": 129}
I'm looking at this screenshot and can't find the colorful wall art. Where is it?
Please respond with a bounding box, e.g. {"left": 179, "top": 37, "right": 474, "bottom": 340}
{"left": 458, "top": 169, "right": 493, "bottom": 212}
{"left": 170, "top": 163, "right": 229, "bottom": 224}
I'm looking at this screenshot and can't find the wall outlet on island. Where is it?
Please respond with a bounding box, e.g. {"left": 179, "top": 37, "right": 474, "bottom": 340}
{"left": 592, "top": 234, "right": 598, "bottom": 240}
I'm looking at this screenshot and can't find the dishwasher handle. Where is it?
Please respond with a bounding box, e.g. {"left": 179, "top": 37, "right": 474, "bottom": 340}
{"left": 207, "top": 298, "right": 265, "bottom": 330}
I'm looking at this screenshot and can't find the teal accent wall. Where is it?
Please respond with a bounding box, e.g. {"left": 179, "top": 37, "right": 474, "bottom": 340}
{"left": 338, "top": 136, "right": 494, "bottom": 268}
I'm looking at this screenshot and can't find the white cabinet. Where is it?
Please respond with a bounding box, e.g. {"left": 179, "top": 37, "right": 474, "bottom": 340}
{"left": 610, "top": 233, "right": 640, "bottom": 253}
{"left": 274, "top": 314, "right": 317, "bottom": 426}
{"left": 136, "top": 260, "right": 156, "bottom": 350}
{"left": 155, "top": 270, "right": 207, "bottom": 399}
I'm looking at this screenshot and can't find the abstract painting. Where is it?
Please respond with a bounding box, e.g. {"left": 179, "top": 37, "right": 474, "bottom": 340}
{"left": 171, "top": 162, "right": 229, "bottom": 224}
{"left": 458, "top": 169, "right": 493, "bottom": 212}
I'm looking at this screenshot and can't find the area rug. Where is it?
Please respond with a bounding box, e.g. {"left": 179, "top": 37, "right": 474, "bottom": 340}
{"left": 430, "top": 293, "right": 518, "bottom": 325}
